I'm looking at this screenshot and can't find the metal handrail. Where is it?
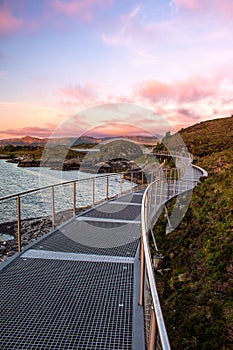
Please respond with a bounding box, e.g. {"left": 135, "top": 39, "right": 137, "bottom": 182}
{"left": 153, "top": 150, "right": 193, "bottom": 161}
{"left": 140, "top": 161, "right": 207, "bottom": 349}
{"left": 140, "top": 178, "right": 171, "bottom": 350}
{"left": 0, "top": 151, "right": 193, "bottom": 202}
{"left": 0, "top": 169, "right": 146, "bottom": 252}
{"left": 0, "top": 169, "right": 144, "bottom": 201}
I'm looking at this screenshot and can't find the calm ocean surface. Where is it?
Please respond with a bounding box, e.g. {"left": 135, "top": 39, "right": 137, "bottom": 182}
{"left": 0, "top": 160, "right": 131, "bottom": 223}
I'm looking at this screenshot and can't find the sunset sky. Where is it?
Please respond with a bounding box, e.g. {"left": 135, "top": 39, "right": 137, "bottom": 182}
{"left": 0, "top": 0, "right": 233, "bottom": 139}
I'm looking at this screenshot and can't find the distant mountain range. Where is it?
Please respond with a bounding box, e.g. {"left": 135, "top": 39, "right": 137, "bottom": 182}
{"left": 0, "top": 135, "right": 160, "bottom": 147}
{"left": 0, "top": 136, "right": 100, "bottom": 147}
{"left": 0, "top": 136, "right": 48, "bottom": 146}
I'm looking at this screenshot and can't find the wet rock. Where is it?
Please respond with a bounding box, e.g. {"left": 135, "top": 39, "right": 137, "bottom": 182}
{"left": 0, "top": 246, "right": 6, "bottom": 253}
{"left": 18, "top": 159, "right": 41, "bottom": 167}
{"left": 0, "top": 233, "right": 15, "bottom": 242}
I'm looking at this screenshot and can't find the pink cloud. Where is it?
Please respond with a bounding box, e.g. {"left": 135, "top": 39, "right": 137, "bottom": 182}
{"left": 0, "top": 6, "right": 24, "bottom": 35}
{"left": 59, "top": 83, "right": 104, "bottom": 111}
{"left": 157, "top": 108, "right": 204, "bottom": 132}
{"left": 84, "top": 122, "right": 155, "bottom": 138}
{"left": 136, "top": 81, "right": 172, "bottom": 102}
{"left": 133, "top": 67, "right": 233, "bottom": 129}
{"left": 53, "top": 0, "right": 112, "bottom": 21}
{"left": 44, "top": 112, "right": 91, "bottom": 138}
{"left": 218, "top": 0, "right": 233, "bottom": 19}
{"left": 175, "top": 0, "right": 233, "bottom": 19}
{"left": 58, "top": 68, "right": 233, "bottom": 134}
{"left": 95, "top": 105, "right": 177, "bottom": 137}
{"left": 0, "top": 116, "right": 91, "bottom": 138}
{"left": 0, "top": 0, "right": 113, "bottom": 37}
{"left": 176, "top": 108, "right": 200, "bottom": 120}
{"left": 175, "top": 0, "right": 202, "bottom": 11}
{"left": 61, "top": 84, "right": 97, "bottom": 102}
{"left": 175, "top": 75, "right": 217, "bottom": 103}
{"left": 136, "top": 74, "right": 221, "bottom": 104}
{"left": 0, "top": 125, "right": 57, "bottom": 138}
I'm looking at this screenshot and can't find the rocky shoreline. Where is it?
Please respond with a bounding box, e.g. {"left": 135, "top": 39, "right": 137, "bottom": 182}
{"left": 5, "top": 140, "right": 150, "bottom": 174}
{"left": 7, "top": 157, "right": 141, "bottom": 173}
{"left": 0, "top": 217, "right": 52, "bottom": 262}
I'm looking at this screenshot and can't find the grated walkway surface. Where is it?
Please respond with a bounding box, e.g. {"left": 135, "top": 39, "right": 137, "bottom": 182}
{"left": 0, "top": 258, "right": 134, "bottom": 350}
{"left": 33, "top": 220, "right": 141, "bottom": 257}
{"left": 0, "top": 191, "right": 144, "bottom": 350}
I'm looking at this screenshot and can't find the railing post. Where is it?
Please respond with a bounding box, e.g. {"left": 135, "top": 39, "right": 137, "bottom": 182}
{"left": 120, "top": 174, "right": 123, "bottom": 196}
{"left": 167, "top": 180, "right": 170, "bottom": 199}
{"left": 149, "top": 307, "right": 157, "bottom": 350}
{"left": 131, "top": 172, "right": 133, "bottom": 192}
{"left": 149, "top": 186, "right": 153, "bottom": 221}
{"left": 142, "top": 171, "right": 144, "bottom": 185}
{"left": 173, "top": 179, "right": 177, "bottom": 195}
{"left": 92, "top": 177, "right": 95, "bottom": 206}
{"left": 160, "top": 168, "right": 163, "bottom": 180}
{"left": 73, "top": 182, "right": 76, "bottom": 217}
{"left": 160, "top": 181, "right": 164, "bottom": 204}
{"left": 139, "top": 235, "right": 145, "bottom": 306}
{"left": 51, "top": 186, "right": 55, "bottom": 230}
{"left": 16, "top": 195, "right": 21, "bottom": 253}
{"left": 106, "top": 175, "right": 109, "bottom": 201}
{"left": 154, "top": 181, "right": 158, "bottom": 208}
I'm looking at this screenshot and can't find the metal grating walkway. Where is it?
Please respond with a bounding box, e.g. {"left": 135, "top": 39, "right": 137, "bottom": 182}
{"left": 0, "top": 258, "right": 134, "bottom": 349}
{"left": 0, "top": 191, "right": 145, "bottom": 350}
{"left": 33, "top": 222, "right": 141, "bottom": 257}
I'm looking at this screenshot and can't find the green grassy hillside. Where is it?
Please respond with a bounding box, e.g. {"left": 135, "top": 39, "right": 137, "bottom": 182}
{"left": 154, "top": 116, "right": 233, "bottom": 349}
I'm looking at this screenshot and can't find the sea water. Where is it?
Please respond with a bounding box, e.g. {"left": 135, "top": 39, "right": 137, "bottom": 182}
{"left": 0, "top": 160, "right": 132, "bottom": 223}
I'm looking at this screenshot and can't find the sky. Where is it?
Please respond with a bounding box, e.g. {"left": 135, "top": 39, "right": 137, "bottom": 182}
{"left": 0, "top": 0, "right": 233, "bottom": 139}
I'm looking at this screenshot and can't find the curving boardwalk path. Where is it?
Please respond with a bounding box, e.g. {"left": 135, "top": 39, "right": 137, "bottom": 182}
{"left": 0, "top": 191, "right": 145, "bottom": 350}
{"left": 0, "top": 164, "right": 206, "bottom": 349}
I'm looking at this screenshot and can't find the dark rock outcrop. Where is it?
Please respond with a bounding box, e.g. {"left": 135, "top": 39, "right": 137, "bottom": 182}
{"left": 18, "top": 159, "right": 41, "bottom": 167}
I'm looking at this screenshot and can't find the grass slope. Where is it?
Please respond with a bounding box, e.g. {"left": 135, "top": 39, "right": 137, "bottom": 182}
{"left": 154, "top": 116, "right": 233, "bottom": 349}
